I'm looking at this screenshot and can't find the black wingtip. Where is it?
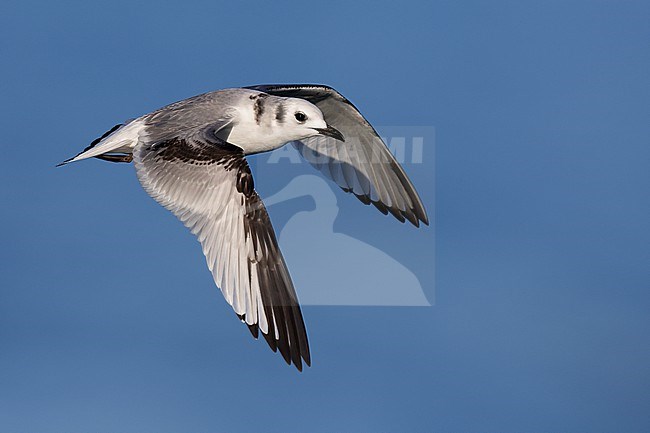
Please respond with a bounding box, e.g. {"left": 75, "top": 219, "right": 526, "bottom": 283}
{"left": 247, "top": 323, "right": 259, "bottom": 339}
{"left": 354, "top": 190, "right": 430, "bottom": 228}
{"left": 259, "top": 328, "right": 309, "bottom": 372}
{"left": 406, "top": 209, "right": 431, "bottom": 228}
{"left": 406, "top": 212, "right": 420, "bottom": 227}
{"left": 237, "top": 314, "right": 260, "bottom": 339}
{"left": 406, "top": 212, "right": 430, "bottom": 228}
{"left": 262, "top": 330, "right": 278, "bottom": 353}
{"left": 240, "top": 318, "right": 307, "bottom": 371}
{"left": 415, "top": 208, "right": 430, "bottom": 227}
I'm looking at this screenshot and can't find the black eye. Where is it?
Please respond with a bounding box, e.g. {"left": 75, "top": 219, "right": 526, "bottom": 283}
{"left": 294, "top": 111, "right": 307, "bottom": 122}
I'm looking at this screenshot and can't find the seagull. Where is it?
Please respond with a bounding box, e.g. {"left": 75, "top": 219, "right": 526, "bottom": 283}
{"left": 60, "top": 84, "right": 429, "bottom": 371}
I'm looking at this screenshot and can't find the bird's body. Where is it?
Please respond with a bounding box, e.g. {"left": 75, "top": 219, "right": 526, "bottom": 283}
{"left": 65, "top": 88, "right": 334, "bottom": 162}
{"left": 61, "top": 84, "right": 428, "bottom": 371}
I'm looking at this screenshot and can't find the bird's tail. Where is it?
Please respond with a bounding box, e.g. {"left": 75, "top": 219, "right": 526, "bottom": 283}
{"left": 57, "top": 118, "right": 145, "bottom": 166}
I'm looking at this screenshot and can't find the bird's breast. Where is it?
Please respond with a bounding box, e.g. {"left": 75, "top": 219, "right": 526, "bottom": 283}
{"left": 226, "top": 124, "right": 290, "bottom": 155}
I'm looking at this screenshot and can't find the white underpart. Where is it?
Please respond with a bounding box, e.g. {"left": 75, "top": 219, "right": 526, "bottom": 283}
{"left": 134, "top": 143, "right": 272, "bottom": 335}
{"left": 67, "top": 118, "right": 147, "bottom": 163}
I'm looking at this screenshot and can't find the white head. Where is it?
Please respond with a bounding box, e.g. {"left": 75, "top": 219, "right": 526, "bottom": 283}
{"left": 227, "top": 92, "right": 345, "bottom": 154}
{"left": 276, "top": 98, "right": 344, "bottom": 141}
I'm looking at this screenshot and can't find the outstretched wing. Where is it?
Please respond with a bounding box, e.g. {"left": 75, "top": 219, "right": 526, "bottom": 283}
{"left": 133, "top": 127, "right": 310, "bottom": 371}
{"left": 246, "top": 84, "right": 429, "bottom": 227}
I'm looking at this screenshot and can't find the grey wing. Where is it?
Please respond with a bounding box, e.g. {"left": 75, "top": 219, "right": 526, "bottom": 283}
{"left": 143, "top": 89, "right": 244, "bottom": 144}
{"left": 133, "top": 127, "right": 310, "bottom": 371}
{"left": 246, "top": 84, "right": 429, "bottom": 227}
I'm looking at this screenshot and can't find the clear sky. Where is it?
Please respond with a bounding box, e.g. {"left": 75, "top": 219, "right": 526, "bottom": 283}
{"left": 1, "top": 1, "right": 649, "bottom": 432}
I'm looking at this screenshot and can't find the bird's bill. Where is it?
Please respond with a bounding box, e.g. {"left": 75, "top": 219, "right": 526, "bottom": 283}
{"left": 314, "top": 125, "right": 345, "bottom": 142}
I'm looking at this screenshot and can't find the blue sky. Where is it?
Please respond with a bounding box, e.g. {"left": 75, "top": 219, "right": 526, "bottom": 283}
{"left": 1, "top": 1, "right": 649, "bottom": 432}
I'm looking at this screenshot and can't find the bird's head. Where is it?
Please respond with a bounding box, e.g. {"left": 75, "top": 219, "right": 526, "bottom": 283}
{"left": 227, "top": 92, "right": 345, "bottom": 153}
{"left": 278, "top": 98, "right": 345, "bottom": 143}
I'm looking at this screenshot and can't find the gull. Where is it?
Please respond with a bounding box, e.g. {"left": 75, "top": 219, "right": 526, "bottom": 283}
{"left": 60, "top": 84, "right": 429, "bottom": 371}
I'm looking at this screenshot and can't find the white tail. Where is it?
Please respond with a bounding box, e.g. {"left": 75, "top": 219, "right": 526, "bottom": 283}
{"left": 60, "top": 118, "right": 146, "bottom": 165}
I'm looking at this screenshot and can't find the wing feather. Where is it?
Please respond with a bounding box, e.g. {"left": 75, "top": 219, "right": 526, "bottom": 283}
{"left": 133, "top": 129, "right": 310, "bottom": 370}
{"left": 246, "top": 84, "right": 429, "bottom": 227}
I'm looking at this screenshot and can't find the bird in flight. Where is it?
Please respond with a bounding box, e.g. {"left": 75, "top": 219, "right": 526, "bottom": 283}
{"left": 60, "top": 84, "right": 429, "bottom": 371}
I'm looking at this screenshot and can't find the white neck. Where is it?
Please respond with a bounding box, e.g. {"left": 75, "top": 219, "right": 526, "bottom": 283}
{"left": 226, "top": 93, "right": 293, "bottom": 154}
{"left": 225, "top": 91, "right": 327, "bottom": 155}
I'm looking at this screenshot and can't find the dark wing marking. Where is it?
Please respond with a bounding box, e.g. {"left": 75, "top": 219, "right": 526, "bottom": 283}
{"left": 133, "top": 127, "right": 310, "bottom": 371}
{"left": 246, "top": 84, "right": 429, "bottom": 227}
